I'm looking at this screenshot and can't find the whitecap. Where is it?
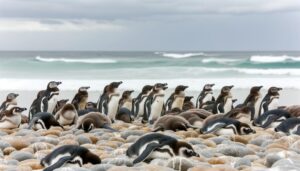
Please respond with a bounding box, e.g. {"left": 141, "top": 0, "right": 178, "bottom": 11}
{"left": 250, "top": 55, "right": 300, "bottom": 63}
{"left": 35, "top": 56, "right": 117, "bottom": 64}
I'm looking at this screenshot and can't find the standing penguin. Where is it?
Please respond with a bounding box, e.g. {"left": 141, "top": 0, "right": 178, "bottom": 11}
{"left": 52, "top": 99, "right": 69, "bottom": 115}
{"left": 71, "top": 86, "right": 90, "bottom": 111}
{"left": 96, "top": 81, "right": 122, "bottom": 121}
{"left": 213, "top": 85, "right": 234, "bottom": 114}
{"left": 28, "top": 81, "right": 61, "bottom": 120}
{"left": 0, "top": 93, "right": 19, "bottom": 112}
{"left": 241, "top": 86, "right": 263, "bottom": 120}
{"left": 196, "top": 84, "right": 215, "bottom": 109}
{"left": 0, "top": 107, "right": 27, "bottom": 129}
{"left": 166, "top": 85, "right": 188, "bottom": 111}
{"left": 116, "top": 90, "right": 134, "bottom": 123}
{"left": 133, "top": 85, "right": 153, "bottom": 118}
{"left": 144, "top": 83, "right": 168, "bottom": 124}
{"left": 259, "top": 87, "right": 282, "bottom": 115}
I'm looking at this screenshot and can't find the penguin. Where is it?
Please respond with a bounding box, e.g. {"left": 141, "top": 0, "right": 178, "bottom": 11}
{"left": 259, "top": 87, "right": 282, "bottom": 115}
{"left": 253, "top": 109, "right": 290, "bottom": 128}
{"left": 28, "top": 81, "right": 62, "bottom": 120}
{"left": 126, "top": 133, "right": 199, "bottom": 164}
{"left": 200, "top": 117, "right": 255, "bottom": 135}
{"left": 97, "top": 81, "right": 123, "bottom": 115}
{"left": 0, "top": 107, "right": 26, "bottom": 129}
{"left": 41, "top": 145, "right": 101, "bottom": 171}
{"left": 71, "top": 86, "right": 90, "bottom": 111}
{"left": 275, "top": 118, "right": 300, "bottom": 135}
{"left": 182, "top": 96, "right": 195, "bottom": 111}
{"left": 242, "top": 86, "right": 263, "bottom": 120}
{"left": 133, "top": 85, "right": 153, "bottom": 118}
{"left": 166, "top": 85, "right": 188, "bottom": 111}
{"left": 153, "top": 115, "right": 199, "bottom": 132}
{"left": 283, "top": 105, "right": 300, "bottom": 117}
{"left": 0, "top": 93, "right": 19, "bottom": 112}
{"left": 55, "top": 104, "right": 78, "bottom": 126}
{"left": 115, "top": 90, "right": 134, "bottom": 123}
{"left": 144, "top": 83, "right": 168, "bottom": 124}
{"left": 77, "top": 102, "right": 98, "bottom": 117}
{"left": 52, "top": 99, "right": 69, "bottom": 115}
{"left": 224, "top": 106, "right": 252, "bottom": 125}
{"left": 28, "top": 112, "right": 64, "bottom": 130}
{"left": 196, "top": 84, "right": 215, "bottom": 109}
{"left": 178, "top": 109, "right": 212, "bottom": 127}
{"left": 213, "top": 85, "right": 234, "bottom": 114}
{"left": 76, "top": 112, "right": 116, "bottom": 132}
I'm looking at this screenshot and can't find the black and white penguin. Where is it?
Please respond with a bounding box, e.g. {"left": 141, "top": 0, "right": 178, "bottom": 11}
{"left": 166, "top": 85, "right": 188, "bottom": 111}
{"left": 55, "top": 104, "right": 78, "bottom": 126}
{"left": 224, "top": 106, "right": 252, "bottom": 125}
{"left": 0, "top": 93, "right": 19, "bottom": 112}
{"left": 196, "top": 84, "right": 215, "bottom": 109}
{"left": 178, "top": 109, "right": 212, "bottom": 127}
{"left": 144, "top": 83, "right": 168, "bottom": 124}
{"left": 253, "top": 109, "right": 290, "bottom": 128}
{"left": 71, "top": 86, "right": 90, "bottom": 111}
{"left": 153, "top": 115, "right": 199, "bottom": 132}
{"left": 283, "top": 105, "right": 300, "bottom": 117}
{"left": 213, "top": 85, "right": 234, "bottom": 114}
{"left": 200, "top": 117, "right": 255, "bottom": 135}
{"left": 133, "top": 85, "right": 153, "bottom": 118}
{"left": 259, "top": 87, "right": 282, "bottom": 115}
{"left": 182, "top": 96, "right": 195, "bottom": 111}
{"left": 239, "top": 86, "right": 263, "bottom": 120}
{"left": 116, "top": 90, "right": 134, "bottom": 123}
{"left": 126, "top": 133, "right": 199, "bottom": 164}
{"left": 28, "top": 81, "right": 62, "bottom": 120}
{"left": 96, "top": 81, "right": 123, "bottom": 122}
{"left": 275, "top": 118, "right": 300, "bottom": 135}
{"left": 41, "top": 145, "right": 101, "bottom": 171}
{"left": 28, "top": 112, "right": 64, "bottom": 130}
{"left": 52, "top": 99, "right": 69, "bottom": 115}
{"left": 76, "top": 112, "right": 116, "bottom": 132}
{"left": 0, "top": 107, "right": 26, "bottom": 129}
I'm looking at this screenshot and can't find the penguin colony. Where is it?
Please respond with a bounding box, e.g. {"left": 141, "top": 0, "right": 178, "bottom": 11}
{"left": 0, "top": 81, "right": 299, "bottom": 171}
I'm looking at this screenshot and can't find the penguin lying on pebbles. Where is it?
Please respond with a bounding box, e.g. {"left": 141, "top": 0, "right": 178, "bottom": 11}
{"left": 0, "top": 93, "right": 19, "bottom": 112}
{"left": 200, "top": 117, "right": 255, "bottom": 135}
{"left": 253, "top": 109, "right": 291, "bottom": 128}
{"left": 126, "top": 133, "right": 199, "bottom": 164}
{"left": 177, "top": 109, "right": 212, "bottom": 127}
{"left": 41, "top": 145, "right": 101, "bottom": 171}
{"left": 55, "top": 104, "right": 78, "bottom": 126}
{"left": 182, "top": 96, "right": 195, "bottom": 111}
{"left": 28, "top": 112, "right": 64, "bottom": 130}
{"left": 153, "top": 115, "right": 199, "bottom": 132}
{"left": 0, "top": 106, "right": 26, "bottom": 129}
{"left": 275, "top": 118, "right": 300, "bottom": 135}
{"left": 76, "top": 112, "right": 117, "bottom": 132}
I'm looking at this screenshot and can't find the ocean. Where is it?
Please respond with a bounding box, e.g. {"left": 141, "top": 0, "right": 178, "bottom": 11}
{"left": 0, "top": 51, "right": 300, "bottom": 107}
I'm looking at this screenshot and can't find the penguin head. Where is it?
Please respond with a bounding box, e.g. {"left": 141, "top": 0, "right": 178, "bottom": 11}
{"left": 82, "top": 119, "right": 94, "bottom": 132}
{"left": 222, "top": 85, "right": 234, "bottom": 93}
{"left": 268, "top": 87, "right": 282, "bottom": 96}
{"left": 7, "top": 93, "right": 19, "bottom": 102}
{"left": 12, "top": 107, "right": 27, "bottom": 115}
{"left": 142, "top": 85, "right": 154, "bottom": 94}
{"left": 80, "top": 147, "right": 101, "bottom": 165}
{"left": 122, "top": 90, "right": 134, "bottom": 98}
{"left": 240, "top": 123, "right": 256, "bottom": 134}
{"left": 110, "top": 81, "right": 123, "bottom": 88}
{"left": 250, "top": 86, "right": 263, "bottom": 94}
{"left": 203, "top": 83, "right": 215, "bottom": 91}
{"left": 176, "top": 141, "right": 199, "bottom": 157}
{"left": 154, "top": 83, "right": 168, "bottom": 91}
{"left": 175, "top": 85, "right": 188, "bottom": 93}
{"left": 48, "top": 81, "right": 62, "bottom": 89}
{"left": 184, "top": 96, "right": 193, "bottom": 102}
{"left": 86, "top": 102, "right": 97, "bottom": 109}
{"left": 79, "top": 86, "right": 90, "bottom": 92}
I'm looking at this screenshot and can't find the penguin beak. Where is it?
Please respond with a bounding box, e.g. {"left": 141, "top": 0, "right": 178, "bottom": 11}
{"left": 258, "top": 86, "right": 263, "bottom": 89}
{"left": 56, "top": 81, "right": 62, "bottom": 85}
{"left": 20, "top": 108, "right": 27, "bottom": 112}
{"left": 129, "top": 90, "right": 134, "bottom": 93}
{"left": 277, "top": 87, "right": 283, "bottom": 91}
{"left": 210, "top": 84, "right": 215, "bottom": 87}
{"left": 14, "top": 93, "right": 19, "bottom": 97}
{"left": 183, "top": 86, "right": 189, "bottom": 90}
{"left": 63, "top": 99, "right": 69, "bottom": 103}
{"left": 229, "top": 85, "right": 234, "bottom": 89}
{"left": 85, "top": 86, "right": 90, "bottom": 89}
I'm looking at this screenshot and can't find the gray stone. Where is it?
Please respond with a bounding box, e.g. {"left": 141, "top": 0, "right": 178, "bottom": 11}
{"left": 35, "top": 136, "right": 59, "bottom": 145}
{"left": 76, "top": 135, "right": 92, "bottom": 145}
{"left": 121, "top": 130, "right": 145, "bottom": 139}
{"left": 209, "top": 137, "right": 227, "bottom": 144}
{"left": 90, "top": 164, "right": 114, "bottom": 171}
{"left": 216, "top": 144, "right": 254, "bottom": 157}
{"left": 167, "top": 158, "right": 206, "bottom": 171}
{"left": 0, "top": 131, "right": 8, "bottom": 136}
{"left": 15, "top": 129, "right": 39, "bottom": 136}
{"left": 0, "top": 159, "right": 19, "bottom": 165}
{"left": 265, "top": 153, "right": 282, "bottom": 167}
{"left": 102, "top": 158, "right": 133, "bottom": 166}
{"left": 234, "top": 158, "right": 251, "bottom": 168}
{"left": 0, "top": 140, "right": 11, "bottom": 150}
{"left": 250, "top": 135, "right": 274, "bottom": 146}
{"left": 126, "top": 135, "right": 139, "bottom": 143}
{"left": 9, "top": 151, "right": 34, "bottom": 161}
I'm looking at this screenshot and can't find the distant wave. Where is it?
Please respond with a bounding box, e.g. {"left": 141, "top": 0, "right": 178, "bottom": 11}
{"left": 35, "top": 56, "right": 117, "bottom": 64}
{"left": 155, "top": 52, "right": 205, "bottom": 59}
{"left": 250, "top": 55, "right": 300, "bottom": 63}
{"left": 202, "top": 58, "right": 241, "bottom": 64}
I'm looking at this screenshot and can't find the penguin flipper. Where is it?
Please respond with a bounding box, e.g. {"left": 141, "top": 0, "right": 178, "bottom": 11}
{"left": 202, "top": 122, "right": 227, "bottom": 134}
{"left": 261, "top": 115, "right": 277, "bottom": 128}
{"left": 43, "top": 156, "right": 73, "bottom": 171}
{"left": 27, "top": 117, "right": 39, "bottom": 129}
{"left": 133, "top": 143, "right": 162, "bottom": 164}
{"left": 102, "top": 123, "right": 118, "bottom": 132}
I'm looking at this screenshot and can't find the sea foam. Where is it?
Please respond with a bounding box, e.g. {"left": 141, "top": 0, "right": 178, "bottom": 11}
{"left": 35, "top": 56, "right": 117, "bottom": 64}
{"left": 250, "top": 55, "right": 300, "bottom": 63}
{"left": 156, "top": 52, "right": 205, "bottom": 58}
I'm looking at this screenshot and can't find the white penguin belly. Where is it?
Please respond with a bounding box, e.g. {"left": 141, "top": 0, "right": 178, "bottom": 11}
{"left": 268, "top": 99, "right": 279, "bottom": 111}
{"left": 149, "top": 96, "right": 164, "bottom": 122}
{"left": 47, "top": 95, "right": 59, "bottom": 113}
{"left": 58, "top": 114, "right": 75, "bottom": 125}
{"left": 137, "top": 98, "right": 147, "bottom": 117}
{"left": 171, "top": 97, "right": 184, "bottom": 110}
{"left": 216, "top": 128, "right": 235, "bottom": 136}
{"left": 0, "top": 120, "right": 17, "bottom": 129}
{"left": 0, "top": 115, "right": 21, "bottom": 129}
{"left": 254, "top": 100, "right": 261, "bottom": 119}
{"left": 202, "top": 94, "right": 213, "bottom": 104}
{"left": 48, "top": 153, "right": 71, "bottom": 166}
{"left": 270, "top": 122, "right": 281, "bottom": 128}
{"left": 223, "top": 98, "right": 233, "bottom": 113}
{"left": 123, "top": 101, "right": 132, "bottom": 111}
{"left": 108, "top": 96, "right": 120, "bottom": 120}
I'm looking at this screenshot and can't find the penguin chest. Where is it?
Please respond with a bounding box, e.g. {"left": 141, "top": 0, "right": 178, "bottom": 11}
{"left": 47, "top": 95, "right": 59, "bottom": 113}
{"left": 171, "top": 97, "right": 184, "bottom": 110}
{"left": 122, "top": 101, "right": 132, "bottom": 111}
{"left": 137, "top": 97, "right": 147, "bottom": 116}
{"left": 59, "top": 112, "right": 76, "bottom": 125}
{"left": 268, "top": 99, "right": 279, "bottom": 111}
{"left": 78, "top": 101, "right": 87, "bottom": 111}
{"left": 216, "top": 128, "right": 235, "bottom": 136}
{"left": 223, "top": 98, "right": 233, "bottom": 113}
{"left": 108, "top": 96, "right": 120, "bottom": 119}
{"left": 0, "top": 116, "right": 20, "bottom": 129}
{"left": 202, "top": 94, "right": 213, "bottom": 104}
{"left": 47, "top": 153, "right": 71, "bottom": 166}
{"left": 150, "top": 96, "right": 164, "bottom": 120}
{"left": 254, "top": 100, "right": 261, "bottom": 119}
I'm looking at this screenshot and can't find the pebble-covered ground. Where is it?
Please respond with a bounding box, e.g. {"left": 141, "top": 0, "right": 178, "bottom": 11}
{"left": 0, "top": 120, "right": 300, "bottom": 171}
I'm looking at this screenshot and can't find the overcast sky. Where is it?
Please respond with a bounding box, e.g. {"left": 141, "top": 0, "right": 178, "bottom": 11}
{"left": 0, "top": 0, "right": 299, "bottom": 51}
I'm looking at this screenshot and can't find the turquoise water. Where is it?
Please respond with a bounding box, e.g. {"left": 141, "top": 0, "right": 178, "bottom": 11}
{"left": 0, "top": 51, "right": 300, "bottom": 90}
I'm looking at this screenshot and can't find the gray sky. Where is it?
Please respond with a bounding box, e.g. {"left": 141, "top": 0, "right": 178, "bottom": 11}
{"left": 0, "top": 0, "right": 299, "bottom": 51}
